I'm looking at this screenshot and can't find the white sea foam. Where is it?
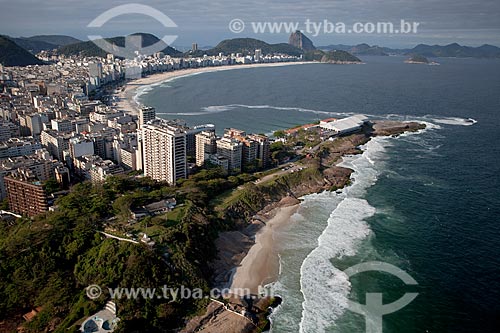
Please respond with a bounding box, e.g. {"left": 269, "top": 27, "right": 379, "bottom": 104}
{"left": 426, "top": 116, "right": 477, "bottom": 126}
{"left": 190, "top": 105, "right": 478, "bottom": 133}
{"left": 197, "top": 104, "right": 349, "bottom": 117}
{"left": 297, "top": 138, "right": 389, "bottom": 333}
{"left": 299, "top": 198, "right": 375, "bottom": 333}
{"left": 132, "top": 70, "right": 216, "bottom": 106}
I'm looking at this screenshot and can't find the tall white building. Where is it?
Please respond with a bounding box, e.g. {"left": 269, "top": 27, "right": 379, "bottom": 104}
{"left": 142, "top": 121, "right": 187, "bottom": 185}
{"left": 195, "top": 130, "right": 216, "bottom": 166}
{"left": 69, "top": 137, "right": 94, "bottom": 164}
{"left": 254, "top": 49, "right": 262, "bottom": 62}
{"left": 216, "top": 137, "right": 242, "bottom": 172}
{"left": 89, "top": 62, "right": 103, "bottom": 78}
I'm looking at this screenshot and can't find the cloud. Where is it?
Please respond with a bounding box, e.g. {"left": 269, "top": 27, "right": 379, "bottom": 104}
{"left": 0, "top": 0, "right": 499, "bottom": 46}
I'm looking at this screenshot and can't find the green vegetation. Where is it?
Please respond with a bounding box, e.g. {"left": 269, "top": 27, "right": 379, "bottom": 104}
{"left": 0, "top": 174, "right": 231, "bottom": 332}
{"left": 201, "top": 38, "right": 303, "bottom": 57}
{"left": 303, "top": 49, "right": 361, "bottom": 63}
{"left": 0, "top": 119, "right": 351, "bottom": 332}
{"left": 409, "top": 43, "right": 500, "bottom": 58}
{"left": 10, "top": 35, "right": 81, "bottom": 53}
{"left": 406, "top": 53, "right": 429, "bottom": 63}
{"left": 273, "top": 130, "right": 286, "bottom": 138}
{"left": 58, "top": 33, "right": 181, "bottom": 58}
{"left": 0, "top": 165, "right": 268, "bottom": 332}
{"left": 304, "top": 49, "right": 361, "bottom": 63}
{"left": 0, "top": 35, "right": 45, "bottom": 66}
{"left": 44, "top": 178, "right": 62, "bottom": 195}
{"left": 214, "top": 166, "right": 323, "bottom": 225}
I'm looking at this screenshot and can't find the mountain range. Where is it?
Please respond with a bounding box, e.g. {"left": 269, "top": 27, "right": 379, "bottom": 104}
{"left": 188, "top": 38, "right": 303, "bottom": 57}
{"left": 57, "top": 33, "right": 181, "bottom": 58}
{"left": 2, "top": 31, "right": 500, "bottom": 67}
{"left": 318, "top": 42, "right": 500, "bottom": 58}
{"left": 10, "top": 35, "right": 81, "bottom": 53}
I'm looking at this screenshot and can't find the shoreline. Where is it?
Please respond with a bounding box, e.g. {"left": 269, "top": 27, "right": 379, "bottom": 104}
{"left": 229, "top": 204, "right": 299, "bottom": 295}
{"left": 214, "top": 121, "right": 426, "bottom": 296}
{"left": 186, "top": 122, "right": 426, "bottom": 332}
{"left": 113, "top": 61, "right": 313, "bottom": 115}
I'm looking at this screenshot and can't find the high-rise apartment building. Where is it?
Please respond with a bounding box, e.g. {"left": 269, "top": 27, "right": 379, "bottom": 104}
{"left": 195, "top": 130, "right": 216, "bottom": 166}
{"left": 142, "top": 120, "right": 187, "bottom": 184}
{"left": 139, "top": 106, "right": 156, "bottom": 128}
{"left": 216, "top": 137, "right": 242, "bottom": 172}
{"left": 248, "top": 134, "right": 271, "bottom": 168}
{"left": 5, "top": 170, "right": 48, "bottom": 217}
{"left": 185, "top": 124, "right": 215, "bottom": 157}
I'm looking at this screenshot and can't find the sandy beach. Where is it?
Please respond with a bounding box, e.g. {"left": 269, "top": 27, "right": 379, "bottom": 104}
{"left": 230, "top": 204, "right": 299, "bottom": 295}
{"left": 113, "top": 61, "right": 312, "bottom": 115}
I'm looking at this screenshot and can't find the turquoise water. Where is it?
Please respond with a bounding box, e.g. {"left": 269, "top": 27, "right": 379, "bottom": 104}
{"left": 139, "top": 56, "right": 500, "bottom": 332}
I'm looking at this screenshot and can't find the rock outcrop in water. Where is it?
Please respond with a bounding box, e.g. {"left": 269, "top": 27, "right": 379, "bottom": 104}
{"left": 405, "top": 54, "right": 430, "bottom": 64}
{"left": 288, "top": 30, "right": 316, "bottom": 51}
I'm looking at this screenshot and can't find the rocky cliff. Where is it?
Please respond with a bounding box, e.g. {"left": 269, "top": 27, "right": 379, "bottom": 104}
{"left": 288, "top": 31, "right": 316, "bottom": 51}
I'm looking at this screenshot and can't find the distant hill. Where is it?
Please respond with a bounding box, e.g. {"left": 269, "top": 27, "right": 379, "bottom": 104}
{"left": 11, "top": 35, "right": 81, "bottom": 53}
{"left": 288, "top": 31, "right": 316, "bottom": 51}
{"left": 26, "top": 35, "right": 81, "bottom": 46}
{"left": 408, "top": 43, "right": 500, "bottom": 58}
{"left": 319, "top": 42, "right": 500, "bottom": 58}
{"left": 319, "top": 43, "right": 395, "bottom": 56}
{"left": 58, "top": 33, "right": 181, "bottom": 58}
{"left": 405, "top": 54, "right": 429, "bottom": 64}
{"left": 195, "top": 38, "right": 303, "bottom": 57}
{"left": 0, "top": 35, "right": 45, "bottom": 66}
{"left": 303, "top": 49, "right": 361, "bottom": 63}
{"left": 349, "top": 43, "right": 389, "bottom": 56}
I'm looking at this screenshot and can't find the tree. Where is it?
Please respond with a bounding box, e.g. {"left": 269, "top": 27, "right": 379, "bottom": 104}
{"left": 273, "top": 130, "right": 286, "bottom": 138}
{"left": 44, "top": 178, "right": 61, "bottom": 195}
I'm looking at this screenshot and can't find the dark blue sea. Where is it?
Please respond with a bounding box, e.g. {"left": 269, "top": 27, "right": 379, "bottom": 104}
{"left": 139, "top": 56, "right": 500, "bottom": 333}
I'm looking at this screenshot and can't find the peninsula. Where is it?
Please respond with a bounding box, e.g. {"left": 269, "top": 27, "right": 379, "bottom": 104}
{"left": 183, "top": 119, "right": 425, "bottom": 332}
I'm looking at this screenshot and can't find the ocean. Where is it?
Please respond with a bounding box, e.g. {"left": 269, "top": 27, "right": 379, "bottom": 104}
{"left": 138, "top": 56, "right": 500, "bottom": 332}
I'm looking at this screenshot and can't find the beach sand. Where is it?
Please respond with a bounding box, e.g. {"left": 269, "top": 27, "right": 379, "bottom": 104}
{"left": 113, "top": 61, "right": 312, "bottom": 115}
{"left": 113, "top": 60, "right": 310, "bottom": 295}
{"left": 230, "top": 204, "right": 299, "bottom": 295}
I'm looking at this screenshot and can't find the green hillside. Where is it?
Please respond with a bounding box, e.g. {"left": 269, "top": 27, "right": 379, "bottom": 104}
{"left": 58, "top": 33, "right": 181, "bottom": 58}
{"left": 0, "top": 36, "right": 45, "bottom": 66}
{"left": 201, "top": 38, "right": 303, "bottom": 57}
{"left": 303, "top": 49, "right": 361, "bottom": 63}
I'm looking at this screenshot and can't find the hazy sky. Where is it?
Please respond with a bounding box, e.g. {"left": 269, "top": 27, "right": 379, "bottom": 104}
{"left": 1, "top": 0, "right": 499, "bottom": 48}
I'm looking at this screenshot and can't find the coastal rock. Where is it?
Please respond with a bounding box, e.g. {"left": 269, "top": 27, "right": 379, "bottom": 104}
{"left": 372, "top": 120, "right": 426, "bottom": 136}
{"left": 198, "top": 121, "right": 426, "bottom": 333}
{"left": 404, "top": 54, "right": 430, "bottom": 64}
{"left": 288, "top": 30, "right": 316, "bottom": 51}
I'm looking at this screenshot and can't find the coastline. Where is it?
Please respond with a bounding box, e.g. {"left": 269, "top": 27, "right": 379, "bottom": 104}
{"left": 184, "top": 122, "right": 426, "bottom": 333}
{"left": 113, "top": 61, "right": 313, "bottom": 115}
{"left": 111, "top": 63, "right": 427, "bottom": 331}
{"left": 216, "top": 121, "right": 428, "bottom": 295}
{"left": 230, "top": 204, "right": 299, "bottom": 295}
